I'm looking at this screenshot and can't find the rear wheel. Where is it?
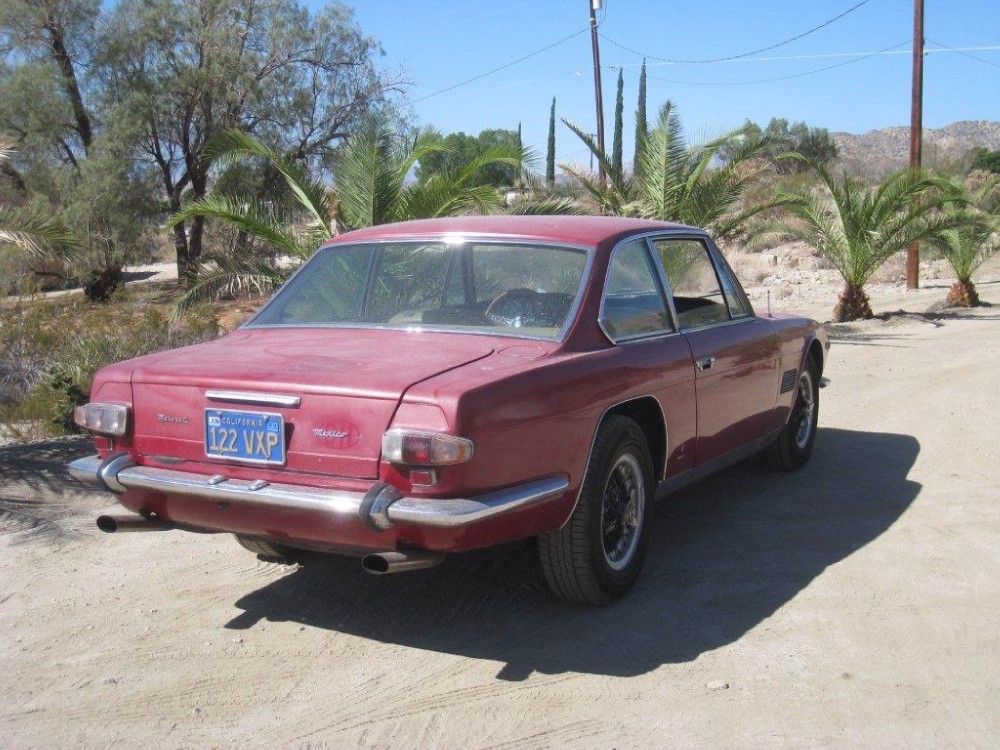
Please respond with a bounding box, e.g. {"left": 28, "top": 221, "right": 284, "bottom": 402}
{"left": 539, "top": 415, "right": 654, "bottom": 604}
{"left": 760, "top": 356, "right": 819, "bottom": 471}
{"left": 234, "top": 535, "right": 296, "bottom": 562}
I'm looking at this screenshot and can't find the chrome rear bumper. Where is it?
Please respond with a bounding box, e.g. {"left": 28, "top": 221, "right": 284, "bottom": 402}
{"left": 68, "top": 454, "right": 569, "bottom": 531}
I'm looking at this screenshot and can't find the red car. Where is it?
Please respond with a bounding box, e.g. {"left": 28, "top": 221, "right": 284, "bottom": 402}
{"left": 70, "top": 216, "right": 828, "bottom": 603}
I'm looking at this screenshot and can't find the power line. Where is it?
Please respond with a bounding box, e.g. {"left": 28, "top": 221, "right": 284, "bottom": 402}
{"left": 600, "top": 0, "right": 871, "bottom": 64}
{"left": 643, "top": 40, "right": 911, "bottom": 87}
{"left": 399, "top": 44, "right": 998, "bottom": 107}
{"left": 407, "top": 26, "right": 591, "bottom": 107}
{"left": 927, "top": 37, "right": 1000, "bottom": 70}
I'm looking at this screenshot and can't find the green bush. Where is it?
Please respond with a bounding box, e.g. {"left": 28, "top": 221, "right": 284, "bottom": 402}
{"left": 2, "top": 298, "right": 219, "bottom": 438}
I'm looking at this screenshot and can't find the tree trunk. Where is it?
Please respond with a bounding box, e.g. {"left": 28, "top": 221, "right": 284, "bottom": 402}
{"left": 946, "top": 279, "right": 980, "bottom": 307}
{"left": 172, "top": 222, "right": 190, "bottom": 282}
{"left": 43, "top": 13, "right": 92, "bottom": 154}
{"left": 185, "top": 215, "right": 205, "bottom": 286}
{"left": 833, "top": 284, "right": 874, "bottom": 322}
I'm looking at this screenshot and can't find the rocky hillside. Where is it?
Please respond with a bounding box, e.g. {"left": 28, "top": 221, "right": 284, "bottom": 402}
{"left": 832, "top": 120, "right": 1000, "bottom": 176}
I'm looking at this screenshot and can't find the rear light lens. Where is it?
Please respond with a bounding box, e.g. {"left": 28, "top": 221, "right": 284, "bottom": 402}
{"left": 73, "top": 403, "right": 129, "bottom": 436}
{"left": 381, "top": 429, "right": 474, "bottom": 466}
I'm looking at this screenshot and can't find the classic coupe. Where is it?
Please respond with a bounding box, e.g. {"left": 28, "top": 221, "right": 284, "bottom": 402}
{"left": 70, "top": 216, "right": 828, "bottom": 603}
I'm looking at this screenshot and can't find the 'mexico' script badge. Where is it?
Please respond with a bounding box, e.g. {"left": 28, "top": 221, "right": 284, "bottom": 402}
{"left": 313, "top": 428, "right": 349, "bottom": 439}
{"left": 158, "top": 414, "right": 190, "bottom": 424}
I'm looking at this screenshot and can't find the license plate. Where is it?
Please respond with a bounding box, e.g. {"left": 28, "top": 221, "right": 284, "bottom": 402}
{"left": 204, "top": 409, "right": 285, "bottom": 465}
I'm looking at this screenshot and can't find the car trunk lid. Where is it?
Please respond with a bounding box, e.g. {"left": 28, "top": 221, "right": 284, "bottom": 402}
{"left": 128, "top": 328, "right": 494, "bottom": 479}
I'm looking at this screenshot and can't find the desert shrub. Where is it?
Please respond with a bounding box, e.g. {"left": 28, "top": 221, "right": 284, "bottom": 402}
{"left": 2, "top": 298, "right": 219, "bottom": 438}
{"left": 82, "top": 264, "right": 125, "bottom": 302}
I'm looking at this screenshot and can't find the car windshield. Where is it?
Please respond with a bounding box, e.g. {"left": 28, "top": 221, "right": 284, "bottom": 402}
{"left": 249, "top": 240, "right": 590, "bottom": 340}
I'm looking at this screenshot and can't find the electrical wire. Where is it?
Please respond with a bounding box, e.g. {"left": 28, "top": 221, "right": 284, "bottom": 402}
{"left": 407, "top": 26, "right": 591, "bottom": 106}
{"left": 600, "top": 0, "right": 871, "bottom": 65}
{"left": 927, "top": 37, "right": 1000, "bottom": 70}
{"left": 643, "top": 39, "right": 911, "bottom": 87}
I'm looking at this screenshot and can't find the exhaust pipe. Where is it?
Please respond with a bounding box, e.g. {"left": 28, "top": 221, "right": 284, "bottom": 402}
{"left": 96, "top": 514, "right": 176, "bottom": 534}
{"left": 361, "top": 550, "right": 445, "bottom": 575}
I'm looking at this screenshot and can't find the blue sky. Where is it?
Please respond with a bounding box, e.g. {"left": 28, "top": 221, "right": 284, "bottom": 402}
{"left": 322, "top": 1, "right": 999, "bottom": 167}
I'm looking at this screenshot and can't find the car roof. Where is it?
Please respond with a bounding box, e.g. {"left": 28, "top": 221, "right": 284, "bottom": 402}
{"left": 325, "top": 215, "right": 702, "bottom": 249}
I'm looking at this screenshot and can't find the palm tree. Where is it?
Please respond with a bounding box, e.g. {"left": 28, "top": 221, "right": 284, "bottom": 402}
{"left": 924, "top": 173, "right": 999, "bottom": 307}
{"left": 753, "top": 158, "right": 964, "bottom": 321}
{"left": 168, "top": 123, "right": 529, "bottom": 308}
{"left": 166, "top": 130, "right": 335, "bottom": 307}
{"left": 559, "top": 122, "right": 637, "bottom": 217}
{"left": 561, "top": 101, "right": 787, "bottom": 241}
{"left": 0, "top": 139, "right": 78, "bottom": 266}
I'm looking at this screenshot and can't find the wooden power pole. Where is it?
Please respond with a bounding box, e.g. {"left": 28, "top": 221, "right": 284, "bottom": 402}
{"left": 588, "top": 0, "right": 606, "bottom": 185}
{"left": 907, "top": 0, "right": 925, "bottom": 290}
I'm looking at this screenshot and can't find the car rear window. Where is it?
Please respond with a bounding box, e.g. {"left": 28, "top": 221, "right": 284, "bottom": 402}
{"left": 249, "top": 241, "right": 590, "bottom": 340}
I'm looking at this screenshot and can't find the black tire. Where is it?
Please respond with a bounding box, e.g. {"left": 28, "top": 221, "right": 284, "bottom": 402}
{"left": 539, "top": 415, "right": 654, "bottom": 604}
{"left": 760, "top": 356, "right": 820, "bottom": 471}
{"left": 234, "top": 535, "right": 296, "bottom": 562}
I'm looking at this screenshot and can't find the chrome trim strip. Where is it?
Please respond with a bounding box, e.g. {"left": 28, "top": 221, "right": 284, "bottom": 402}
{"left": 67, "top": 455, "right": 569, "bottom": 530}
{"left": 386, "top": 477, "right": 569, "bottom": 527}
{"left": 205, "top": 391, "right": 302, "bottom": 408}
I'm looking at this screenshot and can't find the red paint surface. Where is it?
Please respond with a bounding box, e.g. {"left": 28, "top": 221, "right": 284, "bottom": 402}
{"left": 85, "top": 217, "right": 826, "bottom": 555}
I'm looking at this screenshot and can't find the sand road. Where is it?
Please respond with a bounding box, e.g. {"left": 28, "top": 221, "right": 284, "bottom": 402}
{"left": 1, "top": 286, "right": 998, "bottom": 748}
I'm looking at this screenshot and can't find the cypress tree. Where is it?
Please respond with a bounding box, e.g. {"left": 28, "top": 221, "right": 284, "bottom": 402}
{"left": 633, "top": 59, "right": 647, "bottom": 174}
{"left": 546, "top": 97, "right": 556, "bottom": 186}
{"left": 612, "top": 68, "right": 624, "bottom": 176}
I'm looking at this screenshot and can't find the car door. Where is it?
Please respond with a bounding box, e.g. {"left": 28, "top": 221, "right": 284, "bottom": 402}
{"left": 599, "top": 238, "right": 698, "bottom": 477}
{"left": 650, "top": 235, "right": 781, "bottom": 466}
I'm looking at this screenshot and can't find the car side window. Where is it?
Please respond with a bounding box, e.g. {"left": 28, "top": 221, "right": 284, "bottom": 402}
{"left": 653, "top": 238, "right": 732, "bottom": 329}
{"left": 601, "top": 240, "right": 673, "bottom": 341}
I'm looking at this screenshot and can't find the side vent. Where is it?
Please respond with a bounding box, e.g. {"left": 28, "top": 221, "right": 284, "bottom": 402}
{"left": 779, "top": 369, "right": 798, "bottom": 394}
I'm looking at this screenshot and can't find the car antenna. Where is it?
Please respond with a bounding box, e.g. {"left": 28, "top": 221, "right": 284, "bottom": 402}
{"left": 767, "top": 289, "right": 772, "bottom": 318}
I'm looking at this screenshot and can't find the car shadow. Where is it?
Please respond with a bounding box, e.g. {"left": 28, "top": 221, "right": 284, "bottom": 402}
{"left": 0, "top": 436, "right": 101, "bottom": 544}
{"left": 226, "top": 427, "right": 920, "bottom": 680}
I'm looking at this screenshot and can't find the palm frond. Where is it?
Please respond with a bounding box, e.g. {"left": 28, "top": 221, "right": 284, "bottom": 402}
{"left": 0, "top": 205, "right": 81, "bottom": 261}
{"left": 205, "top": 130, "right": 334, "bottom": 233}
{"left": 167, "top": 196, "right": 307, "bottom": 259}
{"left": 333, "top": 125, "right": 413, "bottom": 229}
{"left": 172, "top": 254, "right": 295, "bottom": 316}
{"left": 505, "top": 196, "right": 587, "bottom": 216}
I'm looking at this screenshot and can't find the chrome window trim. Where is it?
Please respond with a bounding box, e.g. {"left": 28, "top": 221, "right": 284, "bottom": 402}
{"left": 677, "top": 315, "right": 758, "bottom": 334}
{"left": 244, "top": 322, "right": 572, "bottom": 344}
{"left": 645, "top": 232, "right": 760, "bottom": 332}
{"left": 243, "top": 237, "right": 596, "bottom": 344}
{"left": 706, "top": 237, "right": 757, "bottom": 319}
{"left": 598, "top": 234, "right": 677, "bottom": 344}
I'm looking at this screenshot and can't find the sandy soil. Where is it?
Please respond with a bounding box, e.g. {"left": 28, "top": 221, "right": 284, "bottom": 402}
{"left": 1, "top": 265, "right": 999, "bottom": 748}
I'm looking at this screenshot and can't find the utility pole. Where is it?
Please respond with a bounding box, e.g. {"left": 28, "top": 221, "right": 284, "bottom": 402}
{"left": 907, "top": 0, "right": 924, "bottom": 290}
{"left": 588, "top": 0, "right": 606, "bottom": 185}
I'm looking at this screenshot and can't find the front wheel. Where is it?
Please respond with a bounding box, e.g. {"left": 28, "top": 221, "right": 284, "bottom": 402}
{"left": 539, "top": 415, "right": 654, "bottom": 604}
{"left": 760, "top": 356, "right": 819, "bottom": 471}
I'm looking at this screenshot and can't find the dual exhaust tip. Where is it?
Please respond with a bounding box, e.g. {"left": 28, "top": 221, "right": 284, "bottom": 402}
{"left": 95, "top": 514, "right": 444, "bottom": 574}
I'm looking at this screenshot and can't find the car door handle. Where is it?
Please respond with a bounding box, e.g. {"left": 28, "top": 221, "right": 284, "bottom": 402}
{"left": 696, "top": 356, "right": 716, "bottom": 372}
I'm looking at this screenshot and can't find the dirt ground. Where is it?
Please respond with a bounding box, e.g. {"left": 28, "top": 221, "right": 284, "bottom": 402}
{"left": 2, "top": 267, "right": 999, "bottom": 748}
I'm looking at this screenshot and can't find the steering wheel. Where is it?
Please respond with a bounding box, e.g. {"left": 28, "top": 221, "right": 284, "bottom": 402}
{"left": 486, "top": 288, "right": 541, "bottom": 328}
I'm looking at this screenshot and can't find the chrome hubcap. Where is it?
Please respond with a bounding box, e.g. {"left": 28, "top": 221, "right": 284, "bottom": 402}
{"left": 601, "top": 453, "right": 645, "bottom": 571}
{"left": 794, "top": 370, "right": 816, "bottom": 450}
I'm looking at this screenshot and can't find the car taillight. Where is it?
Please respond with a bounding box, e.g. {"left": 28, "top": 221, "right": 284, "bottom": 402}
{"left": 381, "top": 429, "right": 474, "bottom": 466}
{"left": 73, "top": 403, "right": 130, "bottom": 436}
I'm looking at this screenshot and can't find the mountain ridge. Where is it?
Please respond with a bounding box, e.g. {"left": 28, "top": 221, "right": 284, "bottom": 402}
{"left": 832, "top": 120, "right": 1000, "bottom": 175}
